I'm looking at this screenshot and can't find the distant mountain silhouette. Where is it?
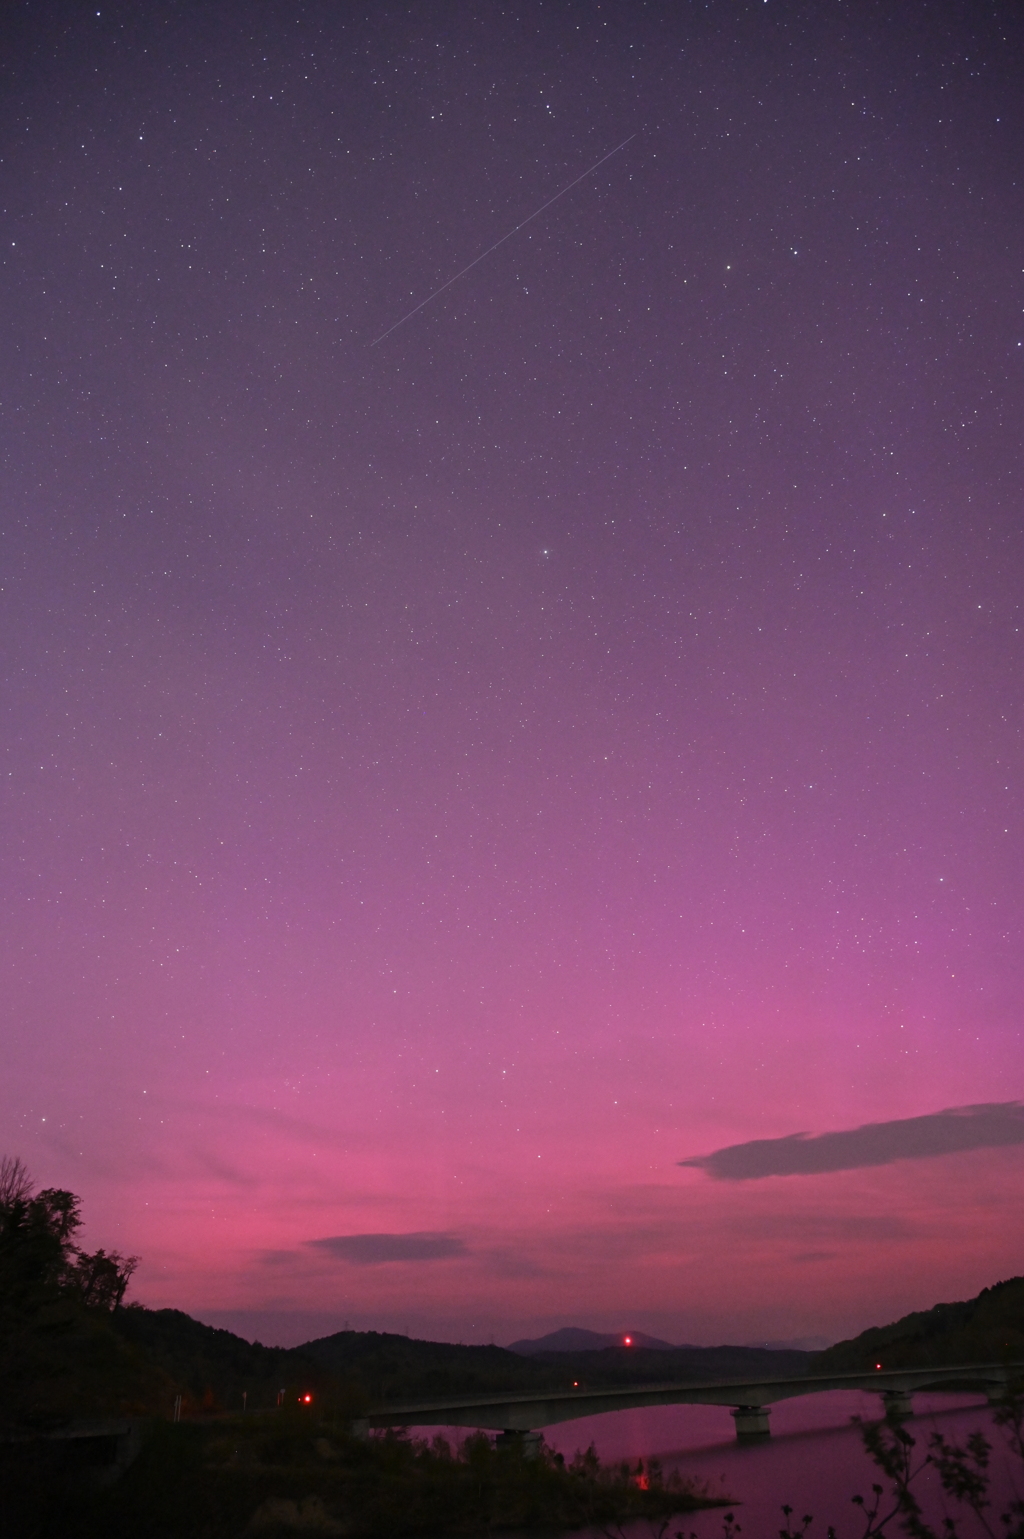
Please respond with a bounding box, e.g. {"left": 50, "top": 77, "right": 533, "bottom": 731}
{"left": 31, "top": 1280, "right": 1021, "bottom": 1428}
{"left": 106, "top": 1312, "right": 562, "bottom": 1408}
{"left": 812, "top": 1275, "right": 1024, "bottom": 1372}
{"left": 92, "top": 1276, "right": 1022, "bottom": 1417}
{"left": 104, "top": 1311, "right": 813, "bottom": 1412}
{"left": 508, "top": 1327, "right": 679, "bottom": 1354}
{"left": 506, "top": 1340, "right": 814, "bottom": 1384}
{"left": 299, "top": 1328, "right": 557, "bottom": 1401}
{"left": 745, "top": 1335, "right": 834, "bottom": 1352}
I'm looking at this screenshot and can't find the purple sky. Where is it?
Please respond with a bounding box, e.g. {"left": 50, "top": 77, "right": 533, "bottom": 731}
{"left": 2, "top": 1, "right": 1023, "bottom": 1349}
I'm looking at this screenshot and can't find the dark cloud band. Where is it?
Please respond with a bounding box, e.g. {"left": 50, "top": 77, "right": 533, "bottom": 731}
{"left": 680, "top": 1102, "right": 1024, "bottom": 1181}
{"left": 307, "top": 1232, "right": 467, "bottom": 1264}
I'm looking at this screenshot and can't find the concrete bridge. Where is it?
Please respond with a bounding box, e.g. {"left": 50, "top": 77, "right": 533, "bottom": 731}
{"left": 363, "top": 1362, "right": 1023, "bottom": 1446}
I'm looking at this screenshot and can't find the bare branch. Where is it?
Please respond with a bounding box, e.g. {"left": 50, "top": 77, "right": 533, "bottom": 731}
{"left": 0, "top": 1155, "right": 33, "bottom": 1208}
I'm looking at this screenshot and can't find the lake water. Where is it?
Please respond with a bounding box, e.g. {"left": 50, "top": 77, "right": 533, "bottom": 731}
{"left": 425, "top": 1392, "right": 1023, "bottom": 1537}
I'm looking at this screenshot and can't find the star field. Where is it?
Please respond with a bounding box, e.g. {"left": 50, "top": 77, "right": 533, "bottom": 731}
{"left": 1, "top": 0, "right": 1023, "bottom": 1346}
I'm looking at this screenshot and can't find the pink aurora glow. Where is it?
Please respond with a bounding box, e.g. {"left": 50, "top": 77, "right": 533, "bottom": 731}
{"left": 2, "top": 2, "right": 1022, "bottom": 1348}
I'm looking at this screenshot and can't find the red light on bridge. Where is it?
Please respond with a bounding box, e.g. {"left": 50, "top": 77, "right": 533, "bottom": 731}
{"left": 299, "top": 1393, "right": 313, "bottom": 1404}
{"left": 875, "top": 1364, "right": 882, "bottom": 1371}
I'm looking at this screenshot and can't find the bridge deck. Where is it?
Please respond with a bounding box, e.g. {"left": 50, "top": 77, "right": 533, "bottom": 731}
{"left": 367, "top": 1362, "right": 1023, "bottom": 1433}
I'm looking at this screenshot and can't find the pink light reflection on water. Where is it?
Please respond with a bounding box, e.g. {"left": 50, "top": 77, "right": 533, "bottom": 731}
{"left": 418, "top": 1393, "right": 1022, "bottom": 1539}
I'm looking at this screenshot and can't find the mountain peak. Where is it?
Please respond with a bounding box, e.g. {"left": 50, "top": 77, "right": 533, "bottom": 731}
{"left": 507, "top": 1327, "right": 678, "bottom": 1354}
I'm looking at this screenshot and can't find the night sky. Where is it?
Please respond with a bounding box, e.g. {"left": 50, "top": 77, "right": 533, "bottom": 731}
{"left": 3, "top": 1, "right": 1023, "bottom": 1349}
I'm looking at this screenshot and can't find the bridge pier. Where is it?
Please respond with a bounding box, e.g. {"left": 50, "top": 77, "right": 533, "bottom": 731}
{"left": 495, "top": 1430, "right": 542, "bottom": 1458}
{"left": 730, "top": 1405, "right": 771, "bottom": 1442}
{"left": 882, "top": 1391, "right": 914, "bottom": 1419}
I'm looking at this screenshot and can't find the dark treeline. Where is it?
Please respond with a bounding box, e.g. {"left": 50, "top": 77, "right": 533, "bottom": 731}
{"left": 509, "top": 1341, "right": 812, "bottom": 1389}
{"left": 106, "top": 1312, "right": 816, "bottom": 1416}
{"left": 812, "top": 1275, "right": 1024, "bottom": 1373}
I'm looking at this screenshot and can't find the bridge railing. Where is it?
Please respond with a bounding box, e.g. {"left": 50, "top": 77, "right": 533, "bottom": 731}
{"left": 364, "top": 1361, "right": 1024, "bottom": 1444}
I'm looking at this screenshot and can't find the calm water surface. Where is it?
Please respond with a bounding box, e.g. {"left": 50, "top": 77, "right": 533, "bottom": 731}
{"left": 426, "top": 1392, "right": 1022, "bottom": 1538}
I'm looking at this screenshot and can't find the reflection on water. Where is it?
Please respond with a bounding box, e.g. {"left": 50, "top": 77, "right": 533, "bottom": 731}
{"left": 545, "top": 1392, "right": 1021, "bottom": 1538}
{"left": 424, "top": 1392, "right": 1022, "bottom": 1538}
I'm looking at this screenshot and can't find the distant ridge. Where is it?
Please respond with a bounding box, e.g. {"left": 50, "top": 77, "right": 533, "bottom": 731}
{"left": 508, "top": 1327, "right": 679, "bottom": 1354}
{"left": 745, "top": 1335, "right": 834, "bottom": 1353}
{"left": 100, "top": 1310, "right": 813, "bottom": 1415}
{"left": 812, "top": 1274, "right": 1024, "bottom": 1372}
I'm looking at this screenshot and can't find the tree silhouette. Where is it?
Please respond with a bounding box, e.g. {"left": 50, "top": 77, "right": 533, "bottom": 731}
{"left": 0, "top": 1156, "right": 137, "bottom": 1316}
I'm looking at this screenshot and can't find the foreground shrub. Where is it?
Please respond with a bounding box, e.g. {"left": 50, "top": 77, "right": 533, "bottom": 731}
{"left": 0, "top": 1414, "right": 724, "bottom": 1539}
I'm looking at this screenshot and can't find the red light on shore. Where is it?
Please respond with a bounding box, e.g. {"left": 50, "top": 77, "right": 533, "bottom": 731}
{"left": 299, "top": 1393, "right": 313, "bottom": 1404}
{"left": 624, "top": 1336, "right": 633, "bottom": 1346}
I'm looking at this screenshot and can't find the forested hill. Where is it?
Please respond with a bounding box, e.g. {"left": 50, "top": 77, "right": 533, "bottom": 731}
{"left": 110, "top": 1306, "right": 325, "bottom": 1413}
{"left": 811, "top": 1275, "right": 1024, "bottom": 1372}
{"left": 107, "top": 1310, "right": 814, "bottom": 1413}
{"left": 478, "top": 1342, "right": 813, "bottom": 1390}
{"left": 74, "top": 1278, "right": 1024, "bottom": 1418}
{"left": 299, "top": 1331, "right": 813, "bottom": 1400}
{"left": 106, "top": 1312, "right": 564, "bottom": 1410}
{"left": 298, "top": 1331, "right": 557, "bottom": 1401}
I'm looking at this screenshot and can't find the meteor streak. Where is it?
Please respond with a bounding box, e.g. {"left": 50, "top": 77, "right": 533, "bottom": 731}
{"left": 370, "top": 135, "right": 636, "bottom": 346}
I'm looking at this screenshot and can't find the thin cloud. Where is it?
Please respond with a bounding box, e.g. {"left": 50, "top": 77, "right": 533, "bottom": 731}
{"left": 480, "top": 1247, "right": 549, "bottom": 1280}
{"left": 680, "top": 1102, "right": 1024, "bottom": 1181}
{"left": 733, "top": 1213, "right": 915, "bottom": 1242}
{"left": 307, "top": 1232, "right": 468, "bottom": 1264}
